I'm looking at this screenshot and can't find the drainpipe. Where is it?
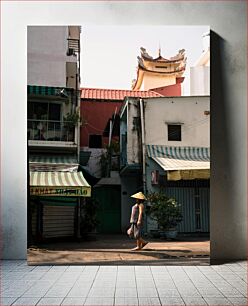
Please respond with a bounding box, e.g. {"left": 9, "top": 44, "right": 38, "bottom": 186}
{"left": 108, "top": 120, "right": 113, "bottom": 147}
{"left": 76, "top": 73, "right": 80, "bottom": 164}
{"left": 139, "top": 98, "right": 147, "bottom": 232}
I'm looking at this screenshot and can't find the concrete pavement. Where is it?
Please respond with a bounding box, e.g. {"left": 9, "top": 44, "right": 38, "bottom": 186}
{"left": 27, "top": 235, "right": 210, "bottom": 265}
{"left": 1, "top": 260, "right": 247, "bottom": 305}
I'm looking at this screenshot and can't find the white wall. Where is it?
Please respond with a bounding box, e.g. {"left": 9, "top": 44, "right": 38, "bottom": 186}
{"left": 126, "top": 99, "right": 141, "bottom": 165}
{"left": 144, "top": 96, "right": 210, "bottom": 147}
{"left": 190, "top": 66, "right": 210, "bottom": 96}
{"left": 28, "top": 26, "right": 77, "bottom": 87}
{"left": 1, "top": 1, "right": 246, "bottom": 261}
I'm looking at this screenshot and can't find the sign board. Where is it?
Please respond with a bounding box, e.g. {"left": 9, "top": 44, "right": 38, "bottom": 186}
{"left": 30, "top": 187, "right": 91, "bottom": 197}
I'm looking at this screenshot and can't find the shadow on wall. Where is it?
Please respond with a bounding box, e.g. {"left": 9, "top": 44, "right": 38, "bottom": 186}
{"left": 210, "top": 31, "right": 240, "bottom": 263}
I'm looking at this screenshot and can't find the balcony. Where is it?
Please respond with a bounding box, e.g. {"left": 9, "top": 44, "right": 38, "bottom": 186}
{"left": 28, "top": 119, "right": 75, "bottom": 143}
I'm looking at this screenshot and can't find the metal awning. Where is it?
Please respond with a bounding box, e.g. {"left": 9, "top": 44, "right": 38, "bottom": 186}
{"left": 147, "top": 145, "right": 210, "bottom": 181}
{"left": 30, "top": 171, "right": 91, "bottom": 197}
{"left": 29, "top": 155, "right": 78, "bottom": 172}
{"left": 27, "top": 85, "right": 72, "bottom": 97}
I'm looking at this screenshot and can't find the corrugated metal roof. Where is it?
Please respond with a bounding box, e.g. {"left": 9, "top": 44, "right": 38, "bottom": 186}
{"left": 153, "top": 157, "right": 210, "bottom": 171}
{"left": 29, "top": 155, "right": 78, "bottom": 164}
{"left": 81, "top": 88, "right": 162, "bottom": 100}
{"left": 29, "top": 155, "right": 78, "bottom": 172}
{"left": 147, "top": 145, "right": 210, "bottom": 161}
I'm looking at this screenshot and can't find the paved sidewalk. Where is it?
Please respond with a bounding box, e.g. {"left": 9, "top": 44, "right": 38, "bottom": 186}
{"left": 1, "top": 260, "right": 247, "bottom": 305}
{"left": 27, "top": 235, "right": 210, "bottom": 265}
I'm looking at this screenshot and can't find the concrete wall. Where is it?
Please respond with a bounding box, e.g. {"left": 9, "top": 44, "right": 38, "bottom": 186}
{"left": 80, "top": 100, "right": 122, "bottom": 147}
{"left": 82, "top": 148, "right": 105, "bottom": 178}
{"left": 28, "top": 26, "right": 77, "bottom": 87}
{"left": 144, "top": 96, "right": 210, "bottom": 147}
{"left": 126, "top": 99, "right": 141, "bottom": 165}
{"left": 190, "top": 66, "right": 210, "bottom": 96}
{"left": 2, "top": 1, "right": 246, "bottom": 261}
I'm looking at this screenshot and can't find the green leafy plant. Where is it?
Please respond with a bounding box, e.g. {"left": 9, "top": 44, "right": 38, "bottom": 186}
{"left": 63, "top": 110, "right": 82, "bottom": 128}
{"left": 99, "top": 141, "right": 120, "bottom": 177}
{"left": 147, "top": 192, "right": 183, "bottom": 230}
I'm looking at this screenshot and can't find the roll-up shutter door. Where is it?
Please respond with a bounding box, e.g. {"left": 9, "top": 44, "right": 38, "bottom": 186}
{"left": 41, "top": 197, "right": 77, "bottom": 238}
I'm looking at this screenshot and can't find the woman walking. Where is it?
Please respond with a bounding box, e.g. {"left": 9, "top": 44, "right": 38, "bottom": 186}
{"left": 129, "top": 192, "right": 148, "bottom": 251}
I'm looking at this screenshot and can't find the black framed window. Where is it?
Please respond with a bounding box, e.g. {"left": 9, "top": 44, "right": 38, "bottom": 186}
{"left": 168, "top": 124, "right": 181, "bottom": 141}
{"left": 28, "top": 102, "right": 61, "bottom": 121}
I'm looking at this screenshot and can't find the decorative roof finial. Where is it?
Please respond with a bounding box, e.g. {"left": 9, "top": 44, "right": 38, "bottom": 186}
{"left": 158, "top": 42, "right": 161, "bottom": 57}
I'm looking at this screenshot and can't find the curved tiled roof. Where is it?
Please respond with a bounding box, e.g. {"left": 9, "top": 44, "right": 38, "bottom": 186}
{"left": 81, "top": 87, "right": 162, "bottom": 100}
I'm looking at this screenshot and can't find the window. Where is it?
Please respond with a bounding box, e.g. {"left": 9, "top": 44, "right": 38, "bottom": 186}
{"left": 89, "top": 135, "right": 102, "bottom": 148}
{"left": 28, "top": 102, "right": 61, "bottom": 121}
{"left": 168, "top": 124, "right": 181, "bottom": 141}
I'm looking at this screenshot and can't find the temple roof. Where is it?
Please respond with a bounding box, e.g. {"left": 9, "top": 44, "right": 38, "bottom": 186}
{"left": 140, "top": 47, "right": 186, "bottom": 64}
{"left": 132, "top": 47, "right": 187, "bottom": 90}
{"left": 81, "top": 87, "right": 162, "bottom": 100}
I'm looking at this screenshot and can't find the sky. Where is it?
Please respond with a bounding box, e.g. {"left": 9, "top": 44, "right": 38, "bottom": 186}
{"left": 80, "top": 25, "right": 210, "bottom": 95}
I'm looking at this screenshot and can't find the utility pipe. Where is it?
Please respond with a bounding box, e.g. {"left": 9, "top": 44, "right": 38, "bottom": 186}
{"left": 139, "top": 98, "right": 147, "bottom": 195}
{"left": 139, "top": 98, "right": 147, "bottom": 233}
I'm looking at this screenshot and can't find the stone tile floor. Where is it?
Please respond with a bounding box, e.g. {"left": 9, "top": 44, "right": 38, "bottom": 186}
{"left": 0, "top": 260, "right": 247, "bottom": 305}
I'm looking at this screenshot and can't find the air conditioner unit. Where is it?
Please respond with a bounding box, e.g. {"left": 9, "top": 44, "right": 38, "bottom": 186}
{"left": 151, "top": 170, "right": 159, "bottom": 185}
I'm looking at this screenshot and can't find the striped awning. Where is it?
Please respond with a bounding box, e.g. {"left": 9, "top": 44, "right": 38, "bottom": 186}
{"left": 30, "top": 171, "right": 91, "bottom": 197}
{"left": 147, "top": 145, "right": 210, "bottom": 180}
{"left": 27, "top": 85, "right": 72, "bottom": 97}
{"left": 29, "top": 155, "right": 78, "bottom": 172}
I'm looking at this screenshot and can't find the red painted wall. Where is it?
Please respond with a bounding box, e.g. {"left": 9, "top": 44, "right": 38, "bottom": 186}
{"left": 151, "top": 83, "right": 182, "bottom": 97}
{"left": 80, "top": 100, "right": 123, "bottom": 147}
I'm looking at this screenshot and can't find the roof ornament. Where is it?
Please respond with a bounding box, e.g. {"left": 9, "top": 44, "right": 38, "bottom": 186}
{"left": 178, "top": 49, "right": 185, "bottom": 55}
{"left": 140, "top": 47, "right": 153, "bottom": 59}
{"left": 158, "top": 42, "right": 161, "bottom": 57}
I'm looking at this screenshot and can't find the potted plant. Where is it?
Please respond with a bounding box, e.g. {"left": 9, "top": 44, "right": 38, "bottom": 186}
{"left": 63, "top": 110, "right": 82, "bottom": 128}
{"left": 147, "top": 192, "right": 183, "bottom": 239}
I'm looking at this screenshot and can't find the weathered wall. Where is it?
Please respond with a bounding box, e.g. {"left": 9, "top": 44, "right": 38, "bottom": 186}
{"left": 82, "top": 148, "right": 105, "bottom": 178}
{"left": 28, "top": 26, "right": 77, "bottom": 87}
{"left": 152, "top": 83, "right": 182, "bottom": 97}
{"left": 144, "top": 96, "right": 210, "bottom": 147}
{"left": 126, "top": 99, "right": 141, "bottom": 165}
{"left": 1, "top": 1, "right": 246, "bottom": 260}
{"left": 80, "top": 100, "right": 122, "bottom": 147}
{"left": 190, "top": 66, "right": 210, "bottom": 96}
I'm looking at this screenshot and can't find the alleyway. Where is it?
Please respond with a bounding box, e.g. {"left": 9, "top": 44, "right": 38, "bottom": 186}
{"left": 28, "top": 234, "right": 210, "bottom": 265}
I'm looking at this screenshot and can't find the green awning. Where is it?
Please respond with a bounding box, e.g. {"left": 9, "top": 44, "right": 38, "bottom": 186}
{"left": 27, "top": 85, "right": 72, "bottom": 97}
{"left": 147, "top": 145, "right": 210, "bottom": 161}
{"left": 147, "top": 145, "right": 210, "bottom": 181}
{"left": 29, "top": 155, "right": 78, "bottom": 172}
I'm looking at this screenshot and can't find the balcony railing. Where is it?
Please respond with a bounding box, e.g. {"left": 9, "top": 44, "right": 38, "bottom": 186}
{"left": 28, "top": 119, "right": 75, "bottom": 142}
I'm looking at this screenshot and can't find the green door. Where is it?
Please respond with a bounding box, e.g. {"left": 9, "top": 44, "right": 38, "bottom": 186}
{"left": 93, "top": 186, "right": 121, "bottom": 234}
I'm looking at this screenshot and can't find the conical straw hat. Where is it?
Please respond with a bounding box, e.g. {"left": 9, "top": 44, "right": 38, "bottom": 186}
{"left": 131, "top": 192, "right": 146, "bottom": 200}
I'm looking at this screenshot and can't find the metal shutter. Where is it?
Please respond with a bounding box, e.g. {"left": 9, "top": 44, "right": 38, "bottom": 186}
{"left": 42, "top": 202, "right": 76, "bottom": 238}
